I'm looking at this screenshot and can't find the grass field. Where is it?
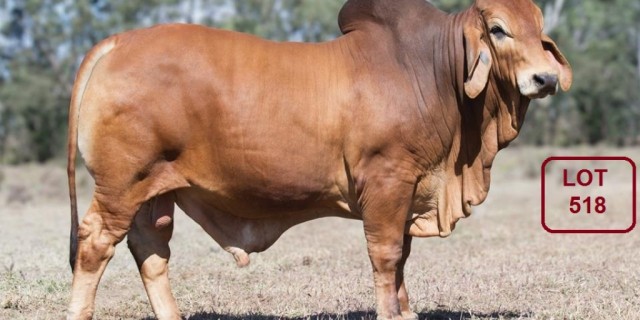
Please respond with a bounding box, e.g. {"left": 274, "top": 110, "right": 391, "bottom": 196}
{"left": 1, "top": 147, "right": 639, "bottom": 319}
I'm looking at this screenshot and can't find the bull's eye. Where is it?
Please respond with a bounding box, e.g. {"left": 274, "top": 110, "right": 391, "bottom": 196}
{"left": 490, "top": 25, "right": 507, "bottom": 40}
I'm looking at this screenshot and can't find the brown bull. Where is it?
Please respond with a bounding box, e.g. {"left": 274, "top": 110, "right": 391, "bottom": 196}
{"left": 66, "top": 0, "right": 572, "bottom": 319}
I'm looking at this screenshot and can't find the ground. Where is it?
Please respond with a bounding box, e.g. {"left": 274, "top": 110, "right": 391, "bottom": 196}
{"left": 0, "top": 147, "right": 638, "bottom": 319}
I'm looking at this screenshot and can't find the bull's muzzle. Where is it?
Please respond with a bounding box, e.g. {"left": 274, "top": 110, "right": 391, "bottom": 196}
{"left": 533, "top": 73, "right": 558, "bottom": 95}
{"left": 519, "top": 72, "right": 559, "bottom": 99}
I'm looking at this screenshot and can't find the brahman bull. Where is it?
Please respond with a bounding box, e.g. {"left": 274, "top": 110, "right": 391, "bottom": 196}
{"left": 66, "top": 0, "right": 572, "bottom": 318}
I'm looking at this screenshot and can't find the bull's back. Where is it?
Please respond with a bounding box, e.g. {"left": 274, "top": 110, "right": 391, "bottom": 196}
{"left": 80, "top": 24, "right": 354, "bottom": 215}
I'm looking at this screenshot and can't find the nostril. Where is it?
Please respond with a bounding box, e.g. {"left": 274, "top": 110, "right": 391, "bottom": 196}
{"left": 533, "top": 73, "right": 558, "bottom": 89}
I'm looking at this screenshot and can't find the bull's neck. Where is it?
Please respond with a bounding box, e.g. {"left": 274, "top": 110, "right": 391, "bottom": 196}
{"left": 441, "top": 11, "right": 470, "bottom": 106}
{"left": 403, "top": 11, "right": 468, "bottom": 116}
{"left": 396, "top": 9, "right": 473, "bottom": 168}
{"left": 480, "top": 77, "right": 532, "bottom": 149}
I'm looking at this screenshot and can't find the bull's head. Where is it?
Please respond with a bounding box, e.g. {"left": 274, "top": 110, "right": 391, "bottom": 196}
{"left": 463, "top": 0, "right": 573, "bottom": 99}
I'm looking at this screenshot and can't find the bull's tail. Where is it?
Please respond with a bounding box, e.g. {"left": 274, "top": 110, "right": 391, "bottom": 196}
{"left": 68, "top": 38, "right": 116, "bottom": 272}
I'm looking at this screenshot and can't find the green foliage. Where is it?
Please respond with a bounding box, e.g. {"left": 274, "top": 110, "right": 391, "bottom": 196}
{"left": 0, "top": 0, "right": 638, "bottom": 164}
{"left": 0, "top": 64, "right": 66, "bottom": 162}
{"left": 219, "top": 0, "right": 343, "bottom": 41}
{"left": 0, "top": 0, "right": 183, "bottom": 163}
{"left": 521, "top": 0, "right": 640, "bottom": 146}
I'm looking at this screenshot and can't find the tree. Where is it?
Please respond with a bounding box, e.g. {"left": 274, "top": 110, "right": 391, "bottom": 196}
{"left": 215, "top": 0, "right": 343, "bottom": 41}
{"left": 521, "top": 0, "right": 640, "bottom": 146}
{"left": 0, "top": 0, "right": 181, "bottom": 163}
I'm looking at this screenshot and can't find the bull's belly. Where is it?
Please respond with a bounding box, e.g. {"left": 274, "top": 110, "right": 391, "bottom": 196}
{"left": 174, "top": 141, "right": 356, "bottom": 219}
{"left": 177, "top": 184, "right": 355, "bottom": 219}
{"left": 177, "top": 165, "right": 355, "bottom": 217}
{"left": 173, "top": 185, "right": 356, "bottom": 262}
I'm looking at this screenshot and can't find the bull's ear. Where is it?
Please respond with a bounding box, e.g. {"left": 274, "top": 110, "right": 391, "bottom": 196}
{"left": 542, "top": 34, "right": 572, "bottom": 91}
{"left": 464, "top": 24, "right": 492, "bottom": 99}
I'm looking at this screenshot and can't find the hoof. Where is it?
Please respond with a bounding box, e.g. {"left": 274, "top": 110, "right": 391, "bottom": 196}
{"left": 402, "top": 312, "right": 419, "bottom": 320}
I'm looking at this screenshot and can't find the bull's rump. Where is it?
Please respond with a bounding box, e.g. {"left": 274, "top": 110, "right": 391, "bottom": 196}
{"left": 78, "top": 24, "right": 354, "bottom": 217}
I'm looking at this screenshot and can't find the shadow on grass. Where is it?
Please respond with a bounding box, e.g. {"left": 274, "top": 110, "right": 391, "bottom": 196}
{"left": 177, "top": 309, "right": 532, "bottom": 320}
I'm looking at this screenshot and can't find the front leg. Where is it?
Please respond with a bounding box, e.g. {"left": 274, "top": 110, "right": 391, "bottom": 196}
{"left": 397, "top": 235, "right": 418, "bottom": 320}
{"left": 360, "top": 176, "right": 416, "bottom": 320}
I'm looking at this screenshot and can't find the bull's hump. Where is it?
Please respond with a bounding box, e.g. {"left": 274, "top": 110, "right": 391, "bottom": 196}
{"left": 338, "top": 0, "right": 441, "bottom": 34}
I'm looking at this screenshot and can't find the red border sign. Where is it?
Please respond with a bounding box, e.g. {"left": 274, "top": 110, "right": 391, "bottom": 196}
{"left": 541, "top": 156, "right": 636, "bottom": 234}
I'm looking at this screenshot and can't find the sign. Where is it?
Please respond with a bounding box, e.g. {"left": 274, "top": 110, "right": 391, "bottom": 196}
{"left": 541, "top": 157, "right": 636, "bottom": 233}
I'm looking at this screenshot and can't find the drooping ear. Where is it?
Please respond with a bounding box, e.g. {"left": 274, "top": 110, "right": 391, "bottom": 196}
{"left": 464, "top": 23, "right": 492, "bottom": 99}
{"left": 542, "top": 34, "right": 573, "bottom": 91}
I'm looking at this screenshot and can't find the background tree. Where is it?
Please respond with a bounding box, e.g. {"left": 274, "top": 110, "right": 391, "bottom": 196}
{"left": 521, "top": 0, "right": 640, "bottom": 146}
{"left": 0, "top": 0, "right": 181, "bottom": 163}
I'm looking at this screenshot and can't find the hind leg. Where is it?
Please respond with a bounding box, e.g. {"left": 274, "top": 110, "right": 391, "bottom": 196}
{"left": 127, "top": 193, "right": 180, "bottom": 320}
{"left": 67, "top": 197, "right": 133, "bottom": 320}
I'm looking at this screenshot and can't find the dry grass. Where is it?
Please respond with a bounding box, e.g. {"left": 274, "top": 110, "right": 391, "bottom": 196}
{"left": 1, "top": 147, "right": 639, "bottom": 319}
